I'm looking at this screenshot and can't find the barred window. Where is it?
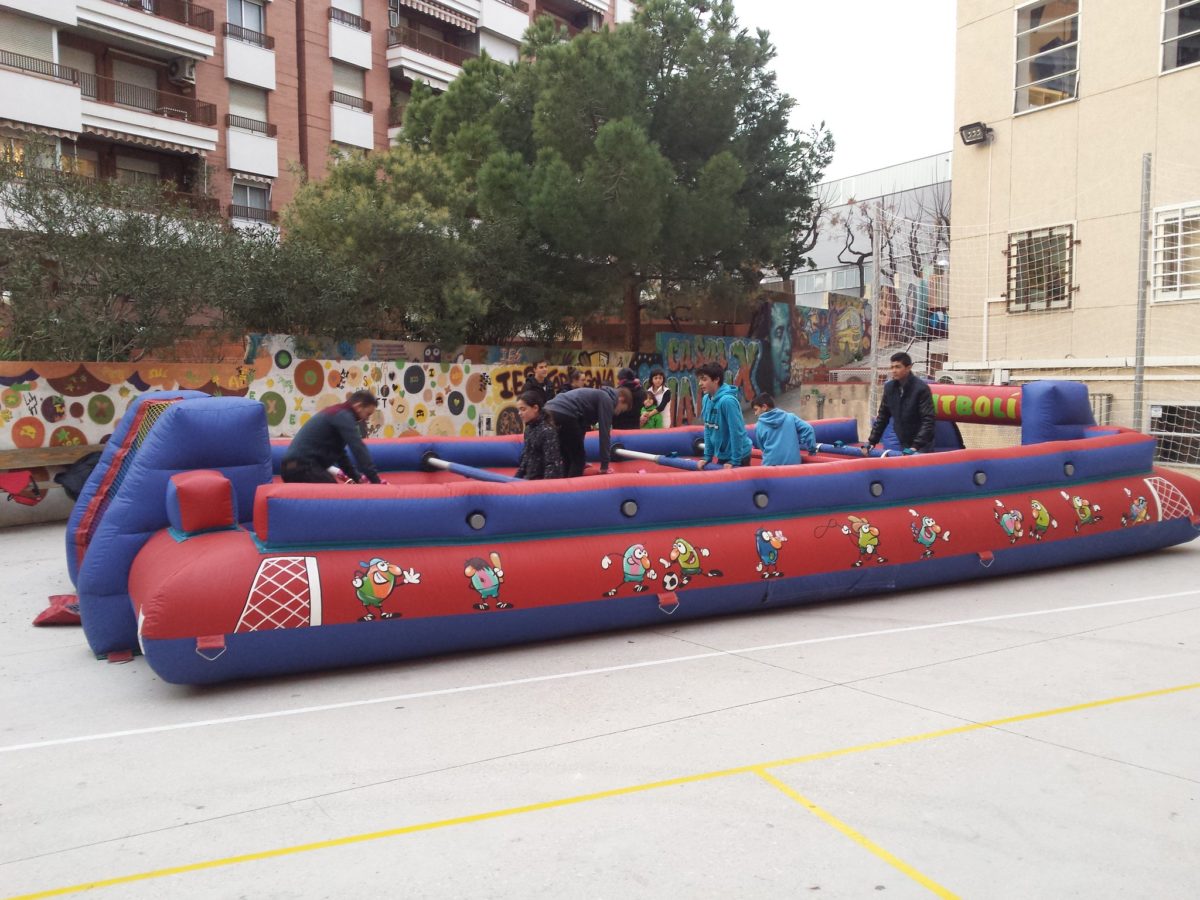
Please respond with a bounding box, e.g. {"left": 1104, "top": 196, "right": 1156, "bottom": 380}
{"left": 1006, "top": 225, "right": 1074, "bottom": 312}
{"left": 1152, "top": 204, "right": 1200, "bottom": 302}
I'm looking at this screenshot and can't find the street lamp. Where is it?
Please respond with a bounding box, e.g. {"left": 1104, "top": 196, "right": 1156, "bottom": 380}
{"left": 958, "top": 122, "right": 993, "bottom": 146}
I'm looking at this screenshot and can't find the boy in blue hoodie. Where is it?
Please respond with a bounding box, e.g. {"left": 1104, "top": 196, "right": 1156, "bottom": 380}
{"left": 751, "top": 393, "right": 816, "bottom": 466}
{"left": 698, "top": 363, "right": 753, "bottom": 468}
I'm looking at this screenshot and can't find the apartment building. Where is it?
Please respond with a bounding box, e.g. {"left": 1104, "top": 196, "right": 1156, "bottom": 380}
{"left": 950, "top": 0, "right": 1200, "bottom": 451}
{"left": 0, "top": 0, "right": 632, "bottom": 229}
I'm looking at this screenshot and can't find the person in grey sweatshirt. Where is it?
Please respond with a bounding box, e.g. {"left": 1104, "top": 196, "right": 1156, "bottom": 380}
{"left": 545, "top": 386, "right": 633, "bottom": 477}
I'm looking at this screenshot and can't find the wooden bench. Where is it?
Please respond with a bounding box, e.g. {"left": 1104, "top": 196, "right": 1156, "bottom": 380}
{"left": 0, "top": 444, "right": 106, "bottom": 471}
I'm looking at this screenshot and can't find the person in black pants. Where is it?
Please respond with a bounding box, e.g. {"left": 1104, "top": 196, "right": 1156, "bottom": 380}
{"left": 611, "top": 367, "right": 646, "bottom": 431}
{"left": 281, "top": 390, "right": 383, "bottom": 483}
{"left": 866, "top": 352, "right": 936, "bottom": 454}
{"left": 545, "top": 386, "right": 632, "bottom": 477}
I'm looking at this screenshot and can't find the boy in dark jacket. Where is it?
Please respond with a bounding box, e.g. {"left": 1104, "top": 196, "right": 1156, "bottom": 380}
{"left": 281, "top": 390, "right": 383, "bottom": 483}
{"left": 866, "top": 352, "right": 936, "bottom": 454}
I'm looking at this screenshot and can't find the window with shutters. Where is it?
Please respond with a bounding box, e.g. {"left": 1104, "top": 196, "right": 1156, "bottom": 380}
{"left": 116, "top": 155, "right": 160, "bottom": 187}
{"left": 228, "top": 82, "right": 268, "bottom": 125}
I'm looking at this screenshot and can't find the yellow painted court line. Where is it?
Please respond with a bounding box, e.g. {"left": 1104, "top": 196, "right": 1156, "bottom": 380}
{"left": 753, "top": 768, "right": 960, "bottom": 899}
{"left": 8, "top": 680, "right": 1199, "bottom": 900}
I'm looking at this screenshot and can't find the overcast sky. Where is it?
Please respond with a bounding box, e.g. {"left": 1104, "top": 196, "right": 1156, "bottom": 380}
{"left": 730, "top": 0, "right": 958, "bottom": 181}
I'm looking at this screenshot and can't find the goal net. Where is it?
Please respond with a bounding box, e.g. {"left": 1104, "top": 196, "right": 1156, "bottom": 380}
{"left": 236, "top": 556, "right": 323, "bottom": 631}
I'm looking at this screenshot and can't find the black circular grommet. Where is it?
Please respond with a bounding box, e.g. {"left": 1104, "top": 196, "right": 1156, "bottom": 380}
{"left": 1064, "top": 462, "right": 1075, "bottom": 477}
{"left": 753, "top": 491, "right": 769, "bottom": 509}
{"left": 870, "top": 481, "right": 884, "bottom": 497}
{"left": 610, "top": 441, "right": 626, "bottom": 456}
{"left": 621, "top": 500, "right": 638, "bottom": 517}
{"left": 973, "top": 471, "right": 987, "bottom": 486}
{"left": 467, "top": 512, "right": 486, "bottom": 531}
{"left": 692, "top": 436, "right": 706, "bottom": 456}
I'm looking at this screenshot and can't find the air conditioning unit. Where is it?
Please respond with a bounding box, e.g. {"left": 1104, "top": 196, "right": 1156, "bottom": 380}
{"left": 167, "top": 57, "right": 196, "bottom": 86}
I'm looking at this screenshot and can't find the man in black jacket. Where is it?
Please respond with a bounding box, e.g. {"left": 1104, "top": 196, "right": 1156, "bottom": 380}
{"left": 866, "top": 352, "right": 936, "bottom": 454}
{"left": 281, "top": 390, "right": 383, "bottom": 483}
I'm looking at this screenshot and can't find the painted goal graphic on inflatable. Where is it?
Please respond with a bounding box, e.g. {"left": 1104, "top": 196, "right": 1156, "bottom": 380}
{"left": 1145, "top": 476, "right": 1196, "bottom": 522}
{"left": 236, "top": 557, "right": 323, "bottom": 631}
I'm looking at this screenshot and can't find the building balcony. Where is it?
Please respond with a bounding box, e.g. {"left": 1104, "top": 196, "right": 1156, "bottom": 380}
{"left": 225, "top": 115, "right": 278, "bottom": 178}
{"left": 77, "top": 0, "right": 216, "bottom": 59}
{"left": 0, "top": 50, "right": 85, "bottom": 134}
{"left": 386, "top": 26, "right": 476, "bottom": 91}
{"left": 329, "top": 8, "right": 373, "bottom": 69}
{"left": 478, "top": 0, "right": 528, "bottom": 45}
{"left": 223, "top": 23, "right": 275, "bottom": 90}
{"left": 228, "top": 203, "right": 277, "bottom": 224}
{"left": 80, "top": 73, "right": 217, "bottom": 152}
{"left": 330, "top": 91, "right": 375, "bottom": 149}
{"left": 0, "top": 0, "right": 77, "bottom": 25}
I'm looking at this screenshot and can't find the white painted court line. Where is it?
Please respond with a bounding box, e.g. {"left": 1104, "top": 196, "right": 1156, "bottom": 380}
{"left": 3, "top": 589, "right": 1197, "bottom": 755}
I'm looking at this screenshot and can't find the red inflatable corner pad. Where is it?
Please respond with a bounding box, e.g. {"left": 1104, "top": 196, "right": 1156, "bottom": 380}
{"left": 169, "top": 470, "right": 236, "bottom": 534}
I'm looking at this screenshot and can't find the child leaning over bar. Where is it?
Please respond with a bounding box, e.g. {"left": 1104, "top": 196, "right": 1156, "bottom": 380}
{"left": 751, "top": 392, "right": 816, "bottom": 466}
{"left": 515, "top": 391, "right": 563, "bottom": 480}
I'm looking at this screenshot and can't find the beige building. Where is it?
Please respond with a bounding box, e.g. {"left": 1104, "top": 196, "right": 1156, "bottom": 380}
{"left": 950, "top": 0, "right": 1200, "bottom": 461}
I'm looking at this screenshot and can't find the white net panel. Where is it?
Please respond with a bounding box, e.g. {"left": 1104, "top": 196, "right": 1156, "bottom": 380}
{"left": 236, "top": 557, "right": 321, "bottom": 631}
{"left": 1144, "top": 476, "right": 1196, "bottom": 523}
{"left": 862, "top": 156, "right": 1200, "bottom": 464}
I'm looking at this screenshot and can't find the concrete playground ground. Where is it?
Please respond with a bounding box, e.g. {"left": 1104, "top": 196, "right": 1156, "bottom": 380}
{"left": 1, "top": 521, "right": 1198, "bottom": 899}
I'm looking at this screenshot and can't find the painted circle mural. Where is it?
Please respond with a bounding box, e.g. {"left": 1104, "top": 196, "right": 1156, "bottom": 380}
{"left": 449, "top": 365, "right": 464, "bottom": 387}
{"left": 447, "top": 391, "right": 465, "bottom": 416}
{"left": 50, "top": 425, "right": 87, "bottom": 447}
{"left": 11, "top": 417, "right": 45, "bottom": 448}
{"left": 274, "top": 349, "right": 293, "bottom": 369}
{"left": 465, "top": 372, "right": 487, "bottom": 403}
{"left": 40, "top": 396, "right": 66, "bottom": 423}
{"left": 294, "top": 360, "right": 324, "bottom": 397}
{"left": 87, "top": 394, "right": 115, "bottom": 425}
{"left": 1, "top": 389, "right": 21, "bottom": 410}
{"left": 70, "top": 402, "right": 85, "bottom": 419}
{"left": 259, "top": 391, "right": 287, "bottom": 427}
{"left": 403, "top": 365, "right": 425, "bottom": 394}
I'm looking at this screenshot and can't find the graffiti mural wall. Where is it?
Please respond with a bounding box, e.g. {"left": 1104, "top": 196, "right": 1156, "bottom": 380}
{"left": 655, "top": 333, "right": 766, "bottom": 427}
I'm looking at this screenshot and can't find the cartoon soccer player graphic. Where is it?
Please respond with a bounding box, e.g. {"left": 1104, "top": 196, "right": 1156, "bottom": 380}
{"left": 658, "top": 538, "right": 722, "bottom": 590}
{"left": 1121, "top": 489, "right": 1150, "bottom": 528}
{"left": 351, "top": 557, "right": 420, "bottom": 621}
{"left": 601, "top": 543, "right": 658, "bottom": 596}
{"left": 465, "top": 552, "right": 511, "bottom": 610}
{"left": 755, "top": 529, "right": 788, "bottom": 578}
{"left": 909, "top": 509, "right": 950, "bottom": 559}
{"left": 841, "top": 515, "right": 887, "bottom": 567}
{"left": 1061, "top": 491, "right": 1103, "bottom": 532}
{"left": 1028, "top": 499, "right": 1058, "bottom": 541}
{"left": 993, "top": 500, "right": 1024, "bottom": 544}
